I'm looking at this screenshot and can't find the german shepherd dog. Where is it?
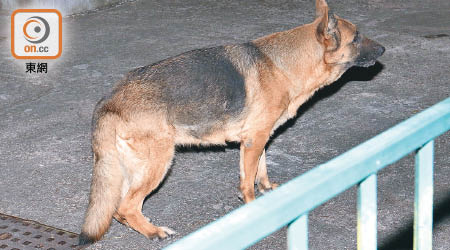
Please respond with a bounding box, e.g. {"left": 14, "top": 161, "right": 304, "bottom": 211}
{"left": 79, "top": 0, "right": 384, "bottom": 244}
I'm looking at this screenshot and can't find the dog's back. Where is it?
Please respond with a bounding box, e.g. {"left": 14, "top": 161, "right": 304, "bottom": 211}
{"left": 96, "top": 43, "right": 269, "bottom": 139}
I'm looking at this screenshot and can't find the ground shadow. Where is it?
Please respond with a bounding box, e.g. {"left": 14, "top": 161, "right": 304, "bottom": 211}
{"left": 176, "top": 142, "right": 239, "bottom": 153}
{"left": 379, "top": 191, "right": 450, "bottom": 250}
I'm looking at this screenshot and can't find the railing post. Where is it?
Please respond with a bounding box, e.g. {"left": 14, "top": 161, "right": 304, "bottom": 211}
{"left": 414, "top": 140, "right": 434, "bottom": 250}
{"left": 288, "top": 213, "right": 308, "bottom": 250}
{"left": 357, "top": 174, "right": 377, "bottom": 250}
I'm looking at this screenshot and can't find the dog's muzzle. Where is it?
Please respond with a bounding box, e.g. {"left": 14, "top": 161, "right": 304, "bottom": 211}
{"left": 354, "top": 37, "right": 385, "bottom": 67}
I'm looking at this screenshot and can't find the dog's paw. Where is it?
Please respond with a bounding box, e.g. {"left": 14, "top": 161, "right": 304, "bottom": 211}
{"left": 160, "top": 226, "right": 177, "bottom": 236}
{"left": 257, "top": 182, "right": 279, "bottom": 194}
{"left": 151, "top": 227, "right": 176, "bottom": 241}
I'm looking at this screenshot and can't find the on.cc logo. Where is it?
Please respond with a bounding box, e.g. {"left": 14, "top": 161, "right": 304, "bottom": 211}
{"left": 11, "top": 9, "right": 62, "bottom": 59}
{"left": 23, "top": 16, "right": 50, "bottom": 44}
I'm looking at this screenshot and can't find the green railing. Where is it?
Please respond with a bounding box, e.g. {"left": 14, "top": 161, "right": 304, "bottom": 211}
{"left": 164, "top": 97, "right": 450, "bottom": 250}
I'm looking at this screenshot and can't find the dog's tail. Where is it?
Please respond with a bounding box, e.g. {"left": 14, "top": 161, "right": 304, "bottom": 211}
{"left": 79, "top": 112, "right": 123, "bottom": 245}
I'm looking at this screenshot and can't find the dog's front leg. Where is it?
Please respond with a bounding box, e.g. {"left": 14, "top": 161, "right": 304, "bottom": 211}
{"left": 256, "top": 149, "right": 279, "bottom": 193}
{"left": 239, "top": 132, "right": 269, "bottom": 203}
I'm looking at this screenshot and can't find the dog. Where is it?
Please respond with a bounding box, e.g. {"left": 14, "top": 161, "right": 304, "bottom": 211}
{"left": 79, "top": 0, "right": 384, "bottom": 244}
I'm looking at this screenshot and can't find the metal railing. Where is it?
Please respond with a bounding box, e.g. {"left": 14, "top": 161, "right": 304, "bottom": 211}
{"left": 164, "top": 97, "right": 450, "bottom": 250}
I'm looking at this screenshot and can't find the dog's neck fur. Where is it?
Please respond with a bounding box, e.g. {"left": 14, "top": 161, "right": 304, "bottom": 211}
{"left": 253, "top": 19, "right": 345, "bottom": 117}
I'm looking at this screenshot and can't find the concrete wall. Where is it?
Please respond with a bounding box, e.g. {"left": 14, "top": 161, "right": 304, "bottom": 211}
{"left": 0, "top": 0, "right": 124, "bottom": 16}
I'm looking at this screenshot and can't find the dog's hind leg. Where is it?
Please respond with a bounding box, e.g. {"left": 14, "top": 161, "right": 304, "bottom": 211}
{"left": 114, "top": 131, "right": 176, "bottom": 239}
{"left": 256, "top": 149, "right": 279, "bottom": 193}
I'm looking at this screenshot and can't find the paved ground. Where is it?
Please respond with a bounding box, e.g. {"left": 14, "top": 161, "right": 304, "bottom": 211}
{"left": 1, "top": 0, "right": 449, "bottom": 249}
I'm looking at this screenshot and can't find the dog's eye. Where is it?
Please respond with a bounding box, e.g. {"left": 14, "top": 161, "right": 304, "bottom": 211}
{"left": 352, "top": 31, "right": 361, "bottom": 44}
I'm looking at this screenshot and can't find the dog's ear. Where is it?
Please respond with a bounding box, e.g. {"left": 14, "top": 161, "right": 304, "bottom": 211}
{"left": 315, "top": 0, "right": 329, "bottom": 18}
{"left": 316, "top": 0, "right": 340, "bottom": 52}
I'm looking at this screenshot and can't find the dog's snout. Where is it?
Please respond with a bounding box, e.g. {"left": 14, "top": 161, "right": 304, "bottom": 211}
{"left": 373, "top": 42, "right": 385, "bottom": 57}
{"left": 377, "top": 45, "right": 385, "bottom": 56}
{"left": 354, "top": 38, "right": 384, "bottom": 67}
{"left": 365, "top": 38, "right": 384, "bottom": 57}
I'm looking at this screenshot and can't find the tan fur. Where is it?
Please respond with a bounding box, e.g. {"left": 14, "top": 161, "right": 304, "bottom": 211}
{"left": 80, "top": 0, "right": 384, "bottom": 244}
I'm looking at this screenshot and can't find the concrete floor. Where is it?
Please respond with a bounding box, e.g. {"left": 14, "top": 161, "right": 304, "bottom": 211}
{"left": 0, "top": 0, "right": 449, "bottom": 249}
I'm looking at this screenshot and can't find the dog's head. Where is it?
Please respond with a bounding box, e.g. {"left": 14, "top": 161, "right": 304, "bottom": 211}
{"left": 315, "top": 0, "right": 385, "bottom": 68}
